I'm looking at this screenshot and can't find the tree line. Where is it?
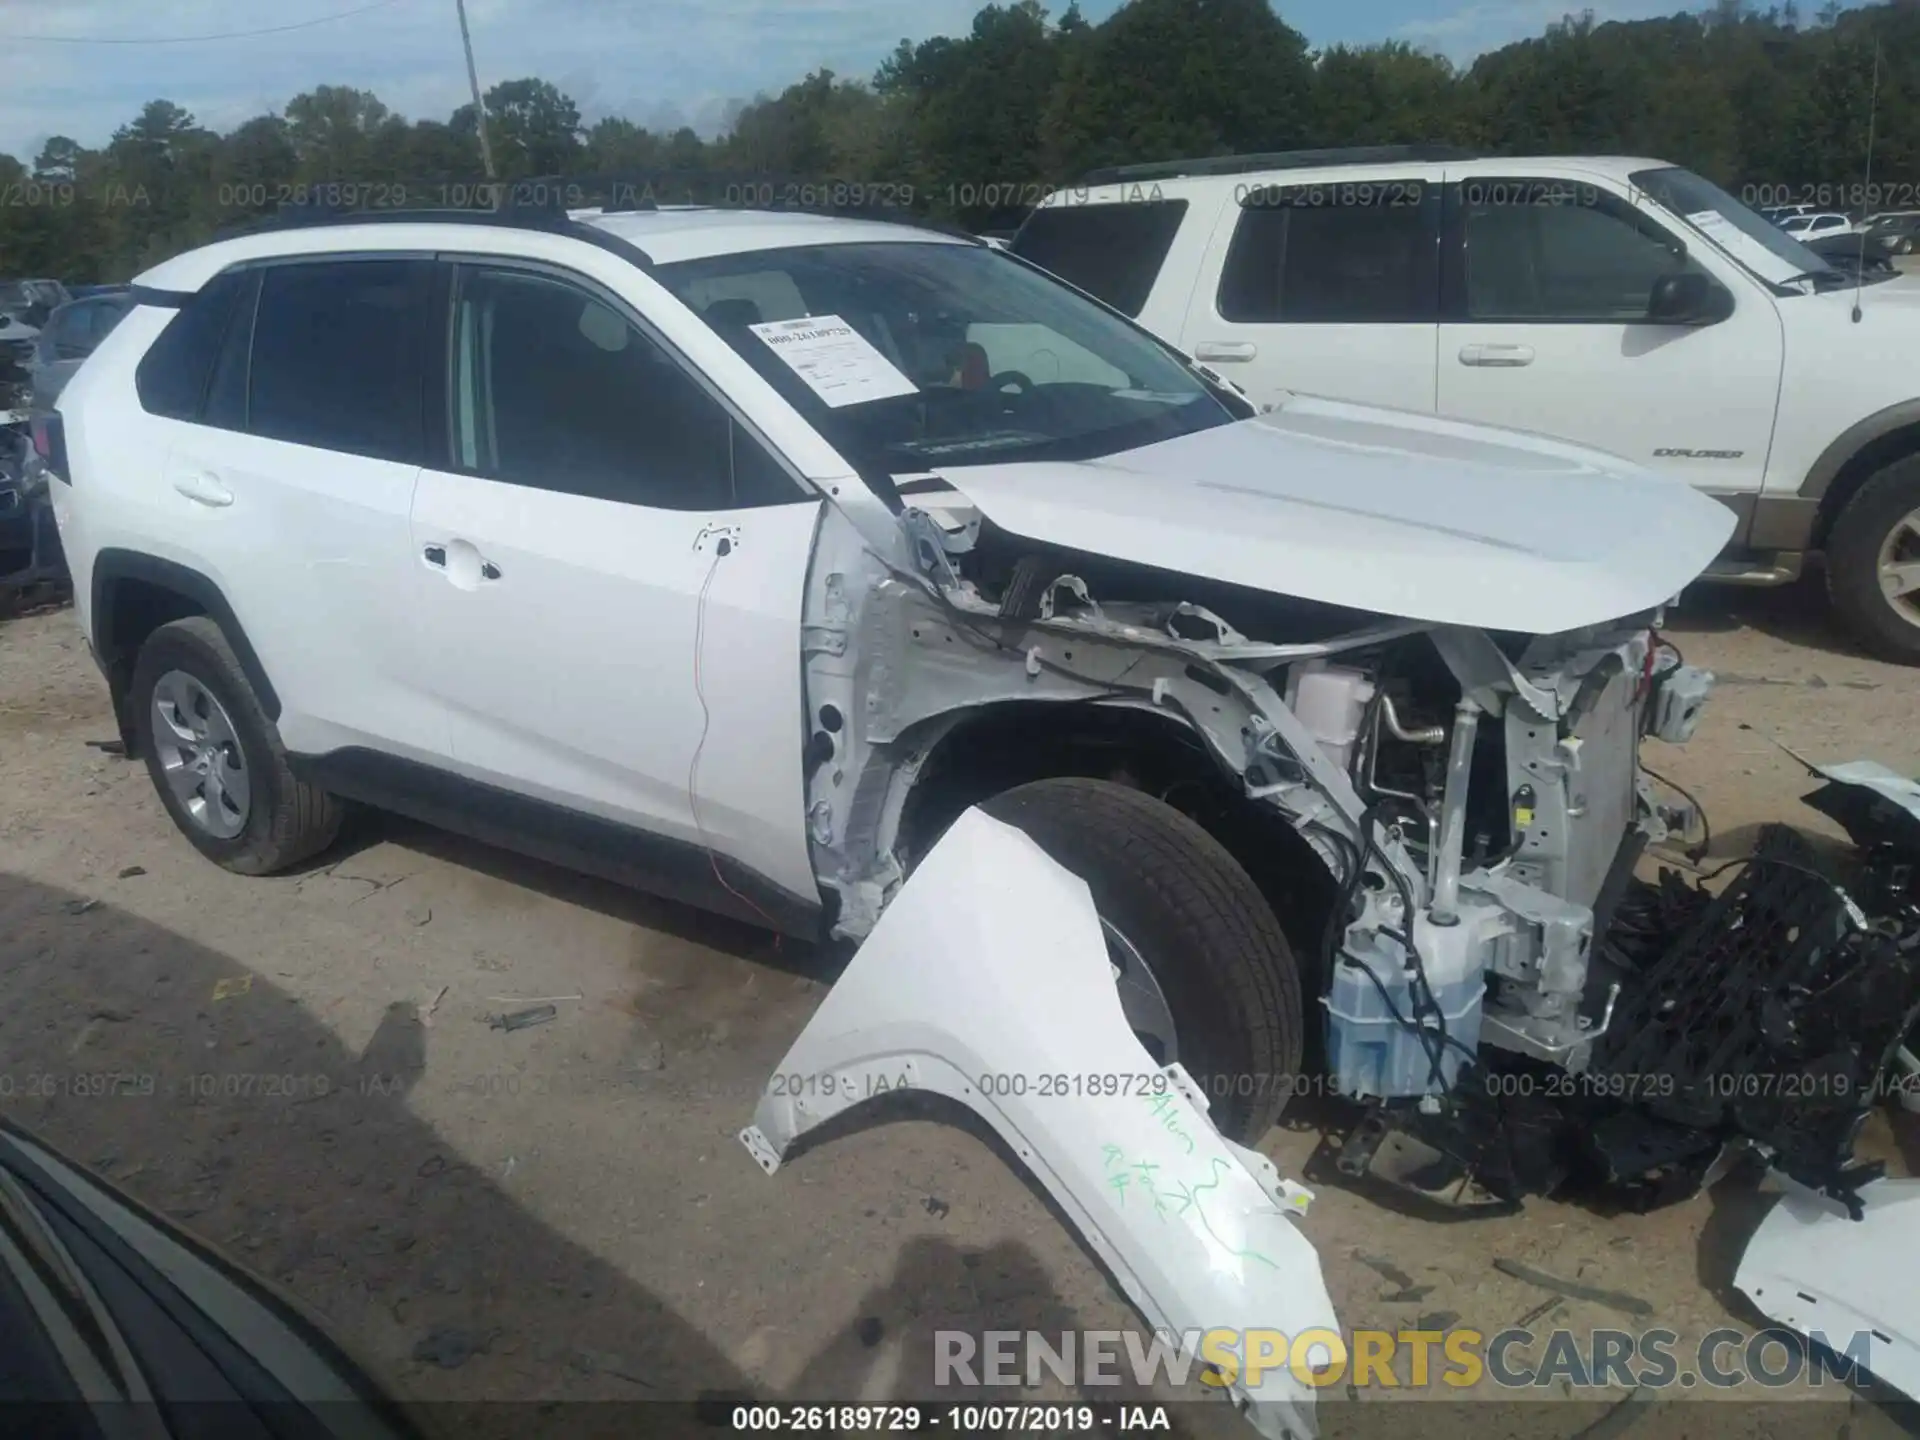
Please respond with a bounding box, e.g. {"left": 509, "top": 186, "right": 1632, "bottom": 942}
{"left": 3, "top": 0, "right": 1917, "bottom": 284}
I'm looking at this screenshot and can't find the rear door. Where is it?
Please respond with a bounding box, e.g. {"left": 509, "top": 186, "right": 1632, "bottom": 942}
{"left": 407, "top": 258, "right": 823, "bottom": 911}
{"left": 151, "top": 256, "right": 449, "bottom": 761}
{"left": 1175, "top": 171, "right": 1445, "bottom": 413}
{"left": 1008, "top": 196, "right": 1193, "bottom": 328}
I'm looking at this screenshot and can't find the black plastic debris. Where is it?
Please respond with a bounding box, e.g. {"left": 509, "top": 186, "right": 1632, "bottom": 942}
{"left": 1491, "top": 1258, "right": 1654, "bottom": 1319}
{"left": 1596, "top": 822, "right": 1920, "bottom": 1215}
{"left": 1327, "top": 797, "right": 1920, "bottom": 1220}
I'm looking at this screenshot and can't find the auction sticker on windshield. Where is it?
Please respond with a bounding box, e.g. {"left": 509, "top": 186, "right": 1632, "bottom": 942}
{"left": 1684, "top": 208, "right": 1800, "bottom": 284}
{"left": 749, "top": 314, "right": 919, "bottom": 408}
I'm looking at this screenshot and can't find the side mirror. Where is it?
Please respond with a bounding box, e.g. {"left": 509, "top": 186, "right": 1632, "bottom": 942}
{"left": 1647, "top": 271, "right": 1729, "bottom": 325}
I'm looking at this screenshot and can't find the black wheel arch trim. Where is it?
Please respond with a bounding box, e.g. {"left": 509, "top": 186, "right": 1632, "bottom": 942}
{"left": 1799, "top": 398, "right": 1920, "bottom": 504}
{"left": 90, "top": 548, "right": 282, "bottom": 721}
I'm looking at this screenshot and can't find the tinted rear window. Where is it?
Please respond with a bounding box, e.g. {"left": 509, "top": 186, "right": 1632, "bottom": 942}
{"left": 134, "top": 271, "right": 245, "bottom": 421}
{"left": 1010, "top": 200, "right": 1189, "bottom": 317}
{"left": 202, "top": 271, "right": 259, "bottom": 432}
{"left": 248, "top": 259, "right": 432, "bottom": 465}
{"left": 1218, "top": 184, "right": 1437, "bottom": 323}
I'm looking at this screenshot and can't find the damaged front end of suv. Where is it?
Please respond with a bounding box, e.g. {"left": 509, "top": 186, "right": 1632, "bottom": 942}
{"left": 684, "top": 232, "right": 1918, "bottom": 1436}
{"left": 737, "top": 401, "right": 1758, "bottom": 1428}
{"left": 745, "top": 406, "right": 1743, "bottom": 1432}
{"left": 792, "top": 397, "right": 1733, "bottom": 1114}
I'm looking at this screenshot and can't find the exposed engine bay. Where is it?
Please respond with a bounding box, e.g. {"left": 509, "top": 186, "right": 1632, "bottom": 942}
{"left": 1343, "top": 805, "right": 1920, "bottom": 1221}
{"left": 794, "top": 496, "right": 1919, "bottom": 1219}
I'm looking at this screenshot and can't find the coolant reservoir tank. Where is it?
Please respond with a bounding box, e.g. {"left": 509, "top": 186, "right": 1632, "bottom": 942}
{"left": 1291, "top": 663, "right": 1376, "bottom": 774}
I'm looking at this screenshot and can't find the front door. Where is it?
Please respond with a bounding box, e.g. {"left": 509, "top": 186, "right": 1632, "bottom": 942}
{"left": 1436, "top": 176, "right": 1782, "bottom": 495}
{"left": 408, "top": 259, "right": 824, "bottom": 909}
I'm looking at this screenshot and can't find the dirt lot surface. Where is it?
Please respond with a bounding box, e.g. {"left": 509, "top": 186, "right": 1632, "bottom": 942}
{"left": 1, "top": 574, "right": 1916, "bottom": 1438}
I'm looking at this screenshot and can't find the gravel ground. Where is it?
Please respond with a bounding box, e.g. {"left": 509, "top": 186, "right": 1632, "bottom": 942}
{"left": 1, "top": 571, "right": 1916, "bottom": 1439}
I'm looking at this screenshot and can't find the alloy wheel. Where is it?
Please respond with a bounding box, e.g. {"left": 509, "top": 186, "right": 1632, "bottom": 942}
{"left": 1103, "top": 917, "right": 1179, "bottom": 1065}
{"left": 150, "top": 670, "right": 251, "bottom": 839}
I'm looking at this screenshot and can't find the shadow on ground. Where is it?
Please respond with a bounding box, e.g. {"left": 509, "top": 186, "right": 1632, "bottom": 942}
{"left": 0, "top": 872, "right": 1152, "bottom": 1436}
{"left": 1667, "top": 567, "right": 1867, "bottom": 662}
{"left": 317, "top": 808, "right": 840, "bottom": 983}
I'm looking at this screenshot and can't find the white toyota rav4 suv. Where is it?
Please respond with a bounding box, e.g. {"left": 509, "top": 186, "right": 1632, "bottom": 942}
{"left": 49, "top": 197, "right": 1734, "bottom": 1430}
{"left": 1012, "top": 146, "right": 1920, "bottom": 662}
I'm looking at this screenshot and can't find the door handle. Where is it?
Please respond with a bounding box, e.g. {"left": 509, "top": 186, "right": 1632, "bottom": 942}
{"left": 422, "top": 542, "right": 501, "bottom": 582}
{"left": 1193, "top": 341, "right": 1258, "bottom": 363}
{"left": 172, "top": 473, "right": 233, "bottom": 507}
{"left": 1459, "top": 343, "right": 1535, "bottom": 367}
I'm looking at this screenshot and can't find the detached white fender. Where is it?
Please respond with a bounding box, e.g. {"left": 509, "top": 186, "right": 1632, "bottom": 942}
{"left": 741, "top": 807, "right": 1339, "bottom": 1440}
{"left": 1734, "top": 1178, "right": 1920, "bottom": 1399}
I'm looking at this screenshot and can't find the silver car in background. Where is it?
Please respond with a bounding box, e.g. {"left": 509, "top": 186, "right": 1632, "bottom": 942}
{"left": 1, "top": 288, "right": 114, "bottom": 597}
{"left": 30, "top": 288, "right": 134, "bottom": 407}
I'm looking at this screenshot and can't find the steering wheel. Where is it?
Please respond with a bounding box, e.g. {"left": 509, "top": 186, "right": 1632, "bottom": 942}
{"left": 987, "top": 370, "right": 1034, "bottom": 395}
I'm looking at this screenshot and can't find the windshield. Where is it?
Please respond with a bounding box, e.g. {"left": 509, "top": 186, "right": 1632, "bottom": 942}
{"left": 1629, "top": 166, "right": 1840, "bottom": 289}
{"left": 654, "top": 240, "right": 1238, "bottom": 474}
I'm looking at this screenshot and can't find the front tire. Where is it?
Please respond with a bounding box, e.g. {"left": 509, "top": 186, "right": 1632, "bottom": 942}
{"left": 131, "top": 616, "right": 343, "bottom": 874}
{"left": 1826, "top": 455, "right": 1920, "bottom": 665}
{"left": 980, "top": 778, "right": 1305, "bottom": 1142}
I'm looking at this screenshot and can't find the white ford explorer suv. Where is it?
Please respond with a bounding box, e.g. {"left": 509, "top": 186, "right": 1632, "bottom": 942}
{"left": 48, "top": 198, "right": 1735, "bottom": 1426}
{"left": 1012, "top": 146, "right": 1920, "bottom": 662}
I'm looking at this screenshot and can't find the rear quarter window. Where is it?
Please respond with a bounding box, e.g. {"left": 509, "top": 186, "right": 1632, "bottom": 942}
{"left": 1010, "top": 200, "right": 1189, "bottom": 317}
{"left": 134, "top": 271, "right": 246, "bottom": 421}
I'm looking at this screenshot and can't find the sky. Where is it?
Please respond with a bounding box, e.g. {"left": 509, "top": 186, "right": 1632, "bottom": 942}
{"left": 0, "top": 0, "right": 1868, "bottom": 165}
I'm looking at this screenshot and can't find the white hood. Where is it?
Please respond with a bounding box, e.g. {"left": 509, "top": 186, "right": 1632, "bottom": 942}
{"left": 933, "top": 395, "right": 1737, "bottom": 635}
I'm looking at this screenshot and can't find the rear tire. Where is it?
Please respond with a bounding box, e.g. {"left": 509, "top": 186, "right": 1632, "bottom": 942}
{"left": 980, "top": 777, "right": 1305, "bottom": 1142}
{"left": 1826, "top": 455, "right": 1920, "bottom": 665}
{"left": 131, "top": 616, "right": 343, "bottom": 874}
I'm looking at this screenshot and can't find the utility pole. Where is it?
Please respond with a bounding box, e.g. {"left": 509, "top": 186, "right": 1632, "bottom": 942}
{"left": 455, "top": 0, "right": 497, "bottom": 181}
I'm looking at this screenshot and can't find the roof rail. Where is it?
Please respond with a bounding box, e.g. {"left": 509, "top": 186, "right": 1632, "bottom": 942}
{"left": 205, "top": 169, "right": 989, "bottom": 261}
{"left": 209, "top": 194, "right": 659, "bottom": 270}
{"left": 528, "top": 170, "right": 986, "bottom": 244}
{"left": 1076, "top": 144, "right": 1477, "bottom": 186}
{"left": 213, "top": 186, "right": 569, "bottom": 240}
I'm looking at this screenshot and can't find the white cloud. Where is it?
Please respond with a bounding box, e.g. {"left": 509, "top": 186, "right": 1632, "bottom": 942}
{"left": 1394, "top": 0, "right": 1876, "bottom": 64}
{"left": 1392, "top": 0, "right": 1686, "bottom": 63}
{"left": 31, "top": 0, "right": 1841, "bottom": 164}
